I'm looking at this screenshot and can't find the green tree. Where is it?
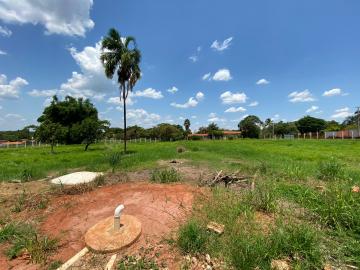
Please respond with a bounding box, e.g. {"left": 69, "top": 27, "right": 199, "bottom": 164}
{"left": 154, "top": 123, "right": 184, "bottom": 141}
{"left": 71, "top": 118, "right": 110, "bottom": 151}
{"left": 101, "top": 28, "right": 141, "bottom": 153}
{"left": 325, "top": 120, "right": 342, "bottom": 131}
{"left": 36, "top": 95, "right": 106, "bottom": 150}
{"left": 296, "top": 116, "right": 326, "bottom": 133}
{"left": 35, "top": 120, "right": 66, "bottom": 153}
{"left": 238, "top": 115, "right": 262, "bottom": 138}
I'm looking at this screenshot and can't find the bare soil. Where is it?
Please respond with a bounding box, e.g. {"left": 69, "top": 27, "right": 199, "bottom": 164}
{"left": 0, "top": 179, "right": 200, "bottom": 270}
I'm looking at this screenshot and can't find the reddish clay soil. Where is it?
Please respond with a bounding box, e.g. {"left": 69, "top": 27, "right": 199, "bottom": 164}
{"left": 0, "top": 181, "right": 199, "bottom": 270}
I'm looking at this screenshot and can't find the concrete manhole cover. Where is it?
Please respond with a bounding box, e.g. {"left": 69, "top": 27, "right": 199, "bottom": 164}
{"left": 50, "top": 171, "right": 103, "bottom": 185}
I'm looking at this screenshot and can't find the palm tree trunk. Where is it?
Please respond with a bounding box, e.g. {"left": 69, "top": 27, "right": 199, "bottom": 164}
{"left": 123, "top": 86, "right": 127, "bottom": 153}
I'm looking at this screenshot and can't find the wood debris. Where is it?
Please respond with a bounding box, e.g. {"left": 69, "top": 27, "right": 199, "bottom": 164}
{"left": 204, "top": 170, "right": 251, "bottom": 187}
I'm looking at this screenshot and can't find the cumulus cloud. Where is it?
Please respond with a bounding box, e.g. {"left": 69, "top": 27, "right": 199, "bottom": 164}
{"left": 225, "top": 106, "right": 246, "bottom": 113}
{"left": 288, "top": 89, "right": 315, "bottom": 103}
{"left": 134, "top": 88, "right": 163, "bottom": 99}
{"left": 0, "top": 49, "right": 6, "bottom": 55}
{"left": 306, "top": 105, "right": 319, "bottom": 113}
{"left": 202, "top": 72, "right": 211, "bottom": 81}
{"left": 127, "top": 108, "right": 161, "bottom": 127}
{"left": 213, "top": 69, "right": 232, "bottom": 81}
{"left": 5, "top": 113, "right": 26, "bottom": 121}
{"left": 34, "top": 40, "right": 116, "bottom": 101}
{"left": 248, "top": 101, "right": 259, "bottom": 107}
{"left": 167, "top": 86, "right": 178, "bottom": 94}
{"left": 0, "top": 25, "right": 11, "bottom": 36}
{"left": 196, "top": 91, "right": 204, "bottom": 101}
{"left": 331, "top": 107, "right": 352, "bottom": 119}
{"left": 107, "top": 96, "right": 135, "bottom": 106}
{"left": 171, "top": 97, "right": 198, "bottom": 109}
{"left": 0, "top": 74, "right": 28, "bottom": 99}
{"left": 220, "top": 91, "right": 247, "bottom": 104}
{"left": 256, "top": 78, "right": 270, "bottom": 85}
{"left": 171, "top": 91, "right": 204, "bottom": 109}
{"left": 207, "top": 112, "right": 226, "bottom": 122}
{"left": 28, "top": 89, "right": 57, "bottom": 97}
{"left": 0, "top": 0, "right": 94, "bottom": 36}
{"left": 189, "top": 55, "right": 198, "bottom": 63}
{"left": 211, "top": 37, "right": 233, "bottom": 51}
{"left": 322, "top": 88, "right": 347, "bottom": 97}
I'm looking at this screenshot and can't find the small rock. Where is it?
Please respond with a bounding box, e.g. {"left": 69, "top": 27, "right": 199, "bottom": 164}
{"left": 352, "top": 186, "right": 359, "bottom": 193}
{"left": 205, "top": 254, "right": 211, "bottom": 264}
{"left": 206, "top": 265, "right": 212, "bottom": 270}
{"left": 207, "top": 221, "right": 225, "bottom": 234}
{"left": 191, "top": 257, "right": 198, "bottom": 265}
{"left": 271, "top": 259, "right": 290, "bottom": 270}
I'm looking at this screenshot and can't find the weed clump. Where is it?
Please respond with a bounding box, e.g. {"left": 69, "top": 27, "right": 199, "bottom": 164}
{"left": 318, "top": 157, "right": 344, "bottom": 181}
{"left": 177, "top": 146, "right": 186, "bottom": 153}
{"left": 150, "top": 168, "right": 181, "bottom": 183}
{"left": 106, "top": 151, "right": 122, "bottom": 173}
{"left": 20, "top": 167, "right": 34, "bottom": 182}
{"left": 177, "top": 220, "right": 208, "bottom": 254}
{"left": 0, "top": 223, "right": 58, "bottom": 264}
{"left": 93, "top": 174, "right": 106, "bottom": 186}
{"left": 248, "top": 182, "right": 278, "bottom": 213}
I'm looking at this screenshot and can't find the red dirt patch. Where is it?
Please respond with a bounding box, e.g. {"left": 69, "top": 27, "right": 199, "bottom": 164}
{"left": 40, "top": 182, "right": 197, "bottom": 265}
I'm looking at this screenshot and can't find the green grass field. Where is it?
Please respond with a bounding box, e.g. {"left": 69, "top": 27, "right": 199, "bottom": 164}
{"left": 1, "top": 139, "right": 360, "bottom": 182}
{"left": 1, "top": 139, "right": 359, "bottom": 268}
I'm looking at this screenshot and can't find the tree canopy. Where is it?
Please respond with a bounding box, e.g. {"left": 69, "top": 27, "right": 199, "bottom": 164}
{"left": 295, "top": 116, "right": 326, "bottom": 133}
{"left": 35, "top": 95, "right": 108, "bottom": 151}
{"left": 238, "top": 115, "right": 262, "bottom": 138}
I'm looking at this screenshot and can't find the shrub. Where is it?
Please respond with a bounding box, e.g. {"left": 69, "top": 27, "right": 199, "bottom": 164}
{"left": 190, "top": 136, "right": 202, "bottom": 141}
{"left": 177, "top": 220, "right": 208, "bottom": 254}
{"left": 317, "top": 157, "right": 344, "bottom": 181}
{"left": 150, "top": 168, "right": 181, "bottom": 183}
{"left": 177, "top": 146, "right": 186, "bottom": 153}
{"left": 106, "top": 151, "right": 122, "bottom": 173}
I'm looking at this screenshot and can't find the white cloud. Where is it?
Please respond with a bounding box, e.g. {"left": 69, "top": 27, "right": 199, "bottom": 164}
{"left": 134, "top": 88, "right": 163, "bottom": 99}
{"left": 171, "top": 97, "right": 198, "bottom": 109}
{"left": 220, "top": 91, "right": 247, "bottom": 104}
{"left": 36, "top": 40, "right": 115, "bottom": 101}
{"left": 28, "top": 89, "right": 57, "bottom": 97}
{"left": 322, "top": 88, "right": 346, "bottom": 97}
{"left": 0, "top": 74, "right": 28, "bottom": 99}
{"left": 256, "top": 78, "right": 270, "bottom": 85}
{"left": 43, "top": 97, "right": 52, "bottom": 107}
{"left": 0, "top": 105, "right": 2, "bottom": 109}
{"left": 225, "top": 106, "right": 246, "bottom": 113}
{"left": 213, "top": 69, "right": 232, "bottom": 81}
{"left": 211, "top": 37, "right": 233, "bottom": 51}
{"left": 107, "top": 96, "right": 135, "bottom": 106}
{"left": 5, "top": 113, "right": 26, "bottom": 121}
{"left": 0, "top": 49, "right": 6, "bottom": 55}
{"left": 0, "top": 0, "right": 94, "bottom": 36}
{"left": 127, "top": 108, "right": 161, "bottom": 127}
{"left": 306, "top": 106, "right": 319, "bottom": 113}
{"left": 288, "top": 89, "right": 315, "bottom": 103}
{"left": 248, "top": 101, "right": 259, "bottom": 107}
{"left": 196, "top": 91, "right": 204, "bottom": 101}
{"left": 202, "top": 72, "right": 211, "bottom": 81}
{"left": 0, "top": 25, "right": 11, "bottom": 36}
{"left": 167, "top": 86, "right": 178, "bottom": 94}
{"left": 189, "top": 55, "right": 198, "bottom": 63}
{"left": 331, "top": 107, "right": 352, "bottom": 119}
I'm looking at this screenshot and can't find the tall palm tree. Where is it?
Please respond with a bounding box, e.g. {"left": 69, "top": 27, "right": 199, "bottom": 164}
{"left": 184, "top": 118, "right": 191, "bottom": 139}
{"left": 100, "top": 28, "right": 141, "bottom": 153}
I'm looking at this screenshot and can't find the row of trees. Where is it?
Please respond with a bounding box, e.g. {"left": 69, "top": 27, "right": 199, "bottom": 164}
{"left": 238, "top": 112, "right": 360, "bottom": 138}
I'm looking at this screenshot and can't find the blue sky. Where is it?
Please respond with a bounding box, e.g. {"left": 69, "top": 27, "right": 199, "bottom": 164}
{"left": 0, "top": 0, "right": 360, "bottom": 131}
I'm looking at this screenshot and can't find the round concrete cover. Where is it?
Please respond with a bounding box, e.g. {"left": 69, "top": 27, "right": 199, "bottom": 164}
{"left": 85, "top": 214, "right": 142, "bottom": 253}
{"left": 50, "top": 171, "right": 103, "bottom": 185}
